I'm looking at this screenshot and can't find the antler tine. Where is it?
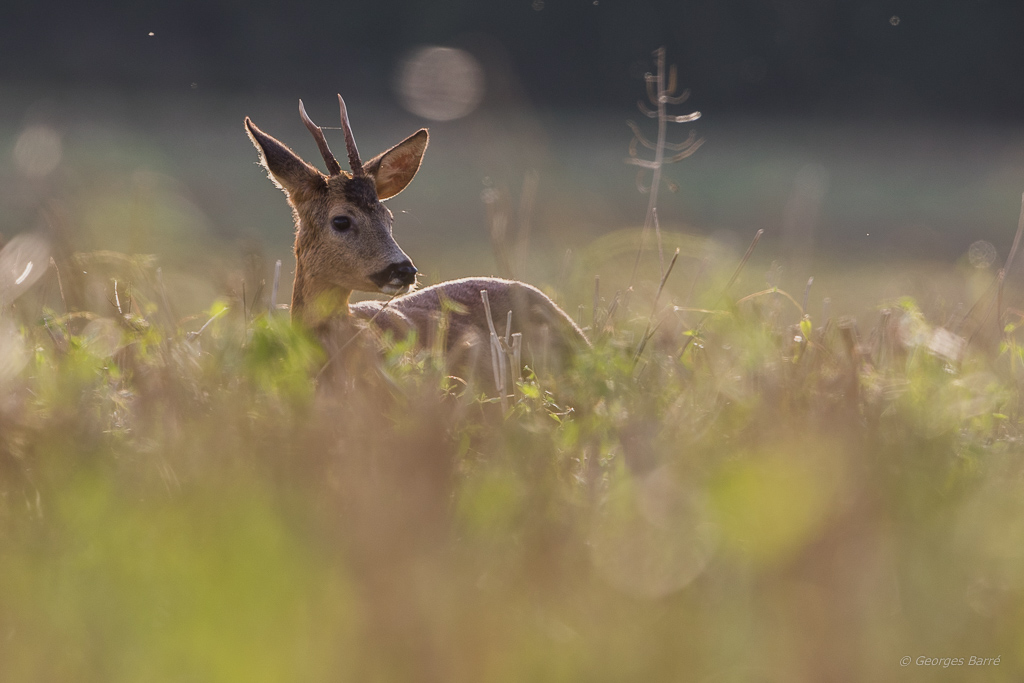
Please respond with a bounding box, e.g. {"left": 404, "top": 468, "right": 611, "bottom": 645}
{"left": 298, "top": 99, "right": 343, "bottom": 176}
{"left": 337, "top": 94, "right": 364, "bottom": 177}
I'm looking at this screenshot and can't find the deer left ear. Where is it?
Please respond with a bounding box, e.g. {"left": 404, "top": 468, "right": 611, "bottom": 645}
{"left": 363, "top": 129, "right": 428, "bottom": 200}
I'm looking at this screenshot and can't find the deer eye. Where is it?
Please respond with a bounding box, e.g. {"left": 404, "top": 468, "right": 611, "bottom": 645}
{"left": 331, "top": 215, "right": 352, "bottom": 232}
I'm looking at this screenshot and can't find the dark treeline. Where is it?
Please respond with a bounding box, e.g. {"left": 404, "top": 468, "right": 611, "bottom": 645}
{"left": 4, "top": 0, "right": 1024, "bottom": 122}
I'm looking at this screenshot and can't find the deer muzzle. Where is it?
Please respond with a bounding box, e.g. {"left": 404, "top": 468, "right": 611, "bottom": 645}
{"left": 370, "top": 260, "right": 418, "bottom": 295}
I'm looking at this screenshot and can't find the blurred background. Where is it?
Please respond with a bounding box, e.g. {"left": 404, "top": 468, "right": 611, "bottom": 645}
{"left": 4, "top": 5, "right": 1024, "bottom": 682}
{"left": 3, "top": 0, "right": 1024, "bottom": 316}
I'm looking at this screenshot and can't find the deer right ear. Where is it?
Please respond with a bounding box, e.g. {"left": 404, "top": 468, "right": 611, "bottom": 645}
{"left": 363, "top": 129, "right": 429, "bottom": 200}
{"left": 245, "top": 117, "right": 324, "bottom": 198}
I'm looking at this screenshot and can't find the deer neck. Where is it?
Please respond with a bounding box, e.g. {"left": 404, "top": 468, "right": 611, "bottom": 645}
{"left": 290, "top": 252, "right": 353, "bottom": 329}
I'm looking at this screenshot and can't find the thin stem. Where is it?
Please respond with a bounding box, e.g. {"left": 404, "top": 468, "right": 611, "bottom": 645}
{"left": 315, "top": 292, "right": 401, "bottom": 381}
{"left": 628, "top": 48, "right": 668, "bottom": 290}
{"left": 997, "top": 192, "right": 1024, "bottom": 332}
{"left": 634, "top": 248, "right": 681, "bottom": 364}
{"left": 680, "top": 229, "right": 764, "bottom": 356}
{"left": 270, "top": 259, "right": 282, "bottom": 315}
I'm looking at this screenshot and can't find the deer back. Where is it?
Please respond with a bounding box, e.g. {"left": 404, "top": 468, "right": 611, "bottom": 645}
{"left": 351, "top": 277, "right": 588, "bottom": 379}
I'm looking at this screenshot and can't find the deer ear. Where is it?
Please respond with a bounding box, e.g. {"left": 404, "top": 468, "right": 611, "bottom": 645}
{"left": 245, "top": 117, "right": 324, "bottom": 198}
{"left": 363, "top": 129, "right": 428, "bottom": 200}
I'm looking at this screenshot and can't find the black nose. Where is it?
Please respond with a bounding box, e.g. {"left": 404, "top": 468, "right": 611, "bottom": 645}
{"left": 395, "top": 261, "right": 417, "bottom": 284}
{"left": 369, "top": 260, "right": 418, "bottom": 288}
{"left": 370, "top": 259, "right": 417, "bottom": 286}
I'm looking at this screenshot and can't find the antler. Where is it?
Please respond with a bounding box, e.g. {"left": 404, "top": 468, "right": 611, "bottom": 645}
{"left": 337, "top": 94, "right": 364, "bottom": 177}
{"left": 298, "top": 99, "right": 343, "bottom": 176}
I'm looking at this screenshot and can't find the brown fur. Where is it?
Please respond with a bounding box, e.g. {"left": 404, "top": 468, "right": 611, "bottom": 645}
{"left": 351, "top": 277, "right": 587, "bottom": 376}
{"left": 245, "top": 101, "right": 588, "bottom": 382}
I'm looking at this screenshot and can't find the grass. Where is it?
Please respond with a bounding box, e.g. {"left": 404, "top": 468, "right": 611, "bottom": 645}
{"left": 1, "top": 79, "right": 1022, "bottom": 681}
{"left": 0, "top": 219, "right": 1021, "bottom": 682}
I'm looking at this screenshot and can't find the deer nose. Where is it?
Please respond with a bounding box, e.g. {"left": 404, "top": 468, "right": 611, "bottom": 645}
{"left": 394, "top": 260, "right": 417, "bottom": 284}
{"left": 369, "top": 259, "right": 418, "bottom": 290}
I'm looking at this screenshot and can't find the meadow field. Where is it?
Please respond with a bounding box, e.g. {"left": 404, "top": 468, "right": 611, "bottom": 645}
{"left": 0, "top": 89, "right": 1023, "bottom": 682}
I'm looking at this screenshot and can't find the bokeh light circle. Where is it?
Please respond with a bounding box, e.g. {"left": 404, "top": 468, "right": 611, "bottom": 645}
{"left": 0, "top": 233, "right": 50, "bottom": 303}
{"left": 968, "top": 240, "right": 997, "bottom": 269}
{"left": 397, "top": 47, "right": 484, "bottom": 121}
{"left": 590, "top": 468, "right": 717, "bottom": 598}
{"left": 13, "top": 125, "right": 62, "bottom": 178}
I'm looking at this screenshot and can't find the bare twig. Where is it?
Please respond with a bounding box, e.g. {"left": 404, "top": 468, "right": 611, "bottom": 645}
{"left": 599, "top": 290, "right": 621, "bottom": 335}
{"left": 802, "top": 276, "right": 814, "bottom": 314}
{"left": 512, "top": 332, "right": 523, "bottom": 385}
{"left": 186, "top": 307, "right": 228, "bottom": 341}
{"left": 480, "top": 290, "right": 508, "bottom": 412}
{"left": 111, "top": 279, "right": 123, "bottom": 315}
{"left": 997, "top": 193, "right": 1024, "bottom": 332}
{"left": 722, "top": 229, "right": 764, "bottom": 296}
{"left": 270, "top": 259, "right": 282, "bottom": 315}
{"left": 626, "top": 47, "right": 703, "bottom": 291}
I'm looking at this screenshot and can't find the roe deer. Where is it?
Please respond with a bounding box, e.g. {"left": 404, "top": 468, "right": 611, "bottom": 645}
{"left": 244, "top": 95, "right": 587, "bottom": 382}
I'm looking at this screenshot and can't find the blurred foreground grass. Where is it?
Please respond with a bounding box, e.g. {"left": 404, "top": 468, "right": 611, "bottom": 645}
{"left": 2, "top": 88, "right": 1024, "bottom": 682}
{"left": 0, "top": 227, "right": 1021, "bottom": 683}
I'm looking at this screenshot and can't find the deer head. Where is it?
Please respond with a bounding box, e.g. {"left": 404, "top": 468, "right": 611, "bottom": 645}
{"left": 245, "top": 95, "right": 428, "bottom": 320}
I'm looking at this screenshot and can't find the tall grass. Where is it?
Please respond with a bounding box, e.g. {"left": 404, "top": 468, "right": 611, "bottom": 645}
{"left": 0, "top": 226, "right": 1021, "bottom": 682}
